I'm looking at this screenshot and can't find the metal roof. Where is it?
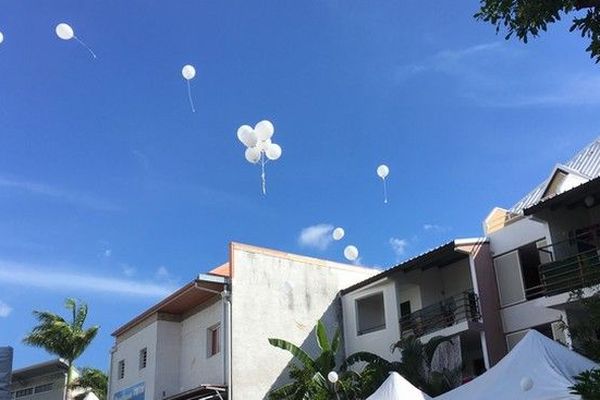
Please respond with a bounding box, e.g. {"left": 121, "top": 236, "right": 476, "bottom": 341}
{"left": 11, "top": 359, "right": 69, "bottom": 381}
{"left": 511, "top": 137, "right": 600, "bottom": 213}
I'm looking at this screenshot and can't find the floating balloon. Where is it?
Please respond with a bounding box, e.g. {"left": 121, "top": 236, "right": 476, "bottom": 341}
{"left": 0, "top": 31, "right": 4, "bottom": 44}
{"left": 520, "top": 376, "right": 533, "bottom": 392}
{"left": 237, "top": 120, "right": 283, "bottom": 195}
{"left": 327, "top": 371, "right": 339, "bottom": 384}
{"left": 266, "top": 143, "right": 282, "bottom": 161}
{"left": 237, "top": 125, "right": 258, "bottom": 148}
{"left": 344, "top": 245, "right": 359, "bottom": 261}
{"left": 181, "top": 64, "right": 197, "bottom": 113}
{"left": 377, "top": 164, "right": 390, "bottom": 204}
{"left": 332, "top": 227, "right": 345, "bottom": 241}
{"left": 255, "top": 120, "right": 274, "bottom": 141}
{"left": 55, "top": 23, "right": 96, "bottom": 59}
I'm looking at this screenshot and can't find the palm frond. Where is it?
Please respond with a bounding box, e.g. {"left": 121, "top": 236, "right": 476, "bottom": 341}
{"left": 268, "top": 338, "right": 316, "bottom": 370}
{"left": 315, "top": 320, "right": 330, "bottom": 352}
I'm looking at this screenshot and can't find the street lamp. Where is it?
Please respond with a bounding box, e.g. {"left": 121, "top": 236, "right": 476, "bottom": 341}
{"left": 328, "top": 371, "right": 340, "bottom": 400}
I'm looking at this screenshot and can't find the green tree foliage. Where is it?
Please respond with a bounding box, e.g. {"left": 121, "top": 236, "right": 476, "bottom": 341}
{"left": 70, "top": 368, "right": 108, "bottom": 400}
{"left": 23, "top": 298, "right": 99, "bottom": 400}
{"left": 475, "top": 0, "right": 600, "bottom": 62}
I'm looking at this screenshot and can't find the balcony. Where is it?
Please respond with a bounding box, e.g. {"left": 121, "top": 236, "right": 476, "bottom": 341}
{"left": 539, "top": 249, "right": 600, "bottom": 297}
{"left": 399, "top": 291, "right": 481, "bottom": 339}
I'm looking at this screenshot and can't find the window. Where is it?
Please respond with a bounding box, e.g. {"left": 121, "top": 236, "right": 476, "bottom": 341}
{"left": 356, "top": 292, "right": 386, "bottom": 335}
{"left": 34, "top": 384, "right": 53, "bottom": 393}
{"left": 400, "top": 301, "right": 411, "bottom": 318}
{"left": 139, "top": 348, "right": 147, "bottom": 370}
{"left": 208, "top": 324, "right": 221, "bottom": 357}
{"left": 118, "top": 359, "right": 125, "bottom": 380}
{"left": 15, "top": 388, "right": 33, "bottom": 398}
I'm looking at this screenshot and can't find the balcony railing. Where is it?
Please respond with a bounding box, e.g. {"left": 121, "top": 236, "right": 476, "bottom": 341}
{"left": 399, "top": 291, "right": 480, "bottom": 338}
{"left": 539, "top": 249, "right": 600, "bottom": 297}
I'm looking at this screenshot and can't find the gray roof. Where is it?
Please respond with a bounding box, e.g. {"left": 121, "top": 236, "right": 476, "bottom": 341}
{"left": 511, "top": 137, "right": 600, "bottom": 213}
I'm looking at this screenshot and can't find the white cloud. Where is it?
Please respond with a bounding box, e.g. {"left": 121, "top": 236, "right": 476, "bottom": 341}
{"left": 104, "top": 249, "right": 113, "bottom": 257}
{"left": 0, "top": 260, "right": 174, "bottom": 298}
{"left": 155, "top": 266, "right": 170, "bottom": 279}
{"left": 298, "top": 224, "right": 334, "bottom": 251}
{"left": 389, "top": 237, "right": 408, "bottom": 259}
{"left": 121, "top": 263, "right": 136, "bottom": 277}
{"left": 0, "top": 176, "right": 120, "bottom": 212}
{"left": 423, "top": 224, "right": 451, "bottom": 233}
{"left": 0, "top": 300, "right": 12, "bottom": 317}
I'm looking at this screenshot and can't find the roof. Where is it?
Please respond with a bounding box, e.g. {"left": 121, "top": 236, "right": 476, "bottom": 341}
{"left": 341, "top": 238, "right": 487, "bottom": 295}
{"left": 511, "top": 137, "right": 600, "bottom": 213}
{"left": 112, "top": 274, "right": 228, "bottom": 337}
{"left": 524, "top": 175, "right": 600, "bottom": 216}
{"left": 11, "top": 359, "right": 69, "bottom": 381}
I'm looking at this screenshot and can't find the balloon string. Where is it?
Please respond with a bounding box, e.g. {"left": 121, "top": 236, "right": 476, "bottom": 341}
{"left": 74, "top": 36, "right": 97, "bottom": 59}
{"left": 186, "top": 80, "right": 196, "bottom": 113}
{"left": 260, "top": 153, "right": 266, "bottom": 195}
{"left": 383, "top": 178, "right": 388, "bottom": 204}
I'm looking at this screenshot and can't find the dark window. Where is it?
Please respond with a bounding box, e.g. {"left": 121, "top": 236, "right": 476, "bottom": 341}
{"left": 118, "top": 360, "right": 125, "bottom": 380}
{"left": 519, "top": 242, "right": 542, "bottom": 293}
{"left": 15, "top": 389, "right": 33, "bottom": 398}
{"left": 34, "top": 384, "right": 53, "bottom": 393}
{"left": 208, "top": 324, "right": 221, "bottom": 357}
{"left": 400, "top": 301, "right": 411, "bottom": 318}
{"left": 356, "top": 293, "right": 386, "bottom": 335}
{"left": 139, "top": 348, "right": 147, "bottom": 370}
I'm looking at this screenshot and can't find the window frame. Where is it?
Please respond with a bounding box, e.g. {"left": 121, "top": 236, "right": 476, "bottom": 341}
{"left": 355, "top": 291, "right": 386, "bottom": 336}
{"left": 139, "top": 347, "right": 147, "bottom": 370}
{"left": 118, "top": 359, "right": 125, "bottom": 380}
{"left": 207, "top": 323, "right": 221, "bottom": 358}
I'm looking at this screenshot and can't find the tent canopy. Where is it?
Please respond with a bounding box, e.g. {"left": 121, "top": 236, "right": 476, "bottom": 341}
{"left": 366, "top": 372, "right": 432, "bottom": 400}
{"left": 435, "top": 330, "right": 597, "bottom": 400}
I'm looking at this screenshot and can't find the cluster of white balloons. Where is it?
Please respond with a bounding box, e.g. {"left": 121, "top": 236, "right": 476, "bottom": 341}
{"left": 377, "top": 164, "right": 390, "bottom": 203}
{"left": 55, "top": 23, "right": 97, "bottom": 59}
{"left": 237, "top": 120, "right": 282, "bottom": 195}
{"left": 181, "top": 64, "right": 197, "bottom": 112}
{"left": 331, "top": 226, "right": 359, "bottom": 261}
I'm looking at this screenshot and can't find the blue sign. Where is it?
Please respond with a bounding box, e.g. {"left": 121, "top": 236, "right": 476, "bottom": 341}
{"left": 114, "top": 382, "right": 145, "bottom": 400}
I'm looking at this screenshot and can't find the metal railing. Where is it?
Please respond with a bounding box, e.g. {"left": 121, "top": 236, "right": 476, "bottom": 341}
{"left": 539, "top": 248, "right": 600, "bottom": 296}
{"left": 399, "top": 291, "right": 480, "bottom": 338}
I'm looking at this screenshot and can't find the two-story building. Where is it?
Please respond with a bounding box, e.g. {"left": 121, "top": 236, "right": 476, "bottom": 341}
{"left": 108, "top": 242, "right": 378, "bottom": 400}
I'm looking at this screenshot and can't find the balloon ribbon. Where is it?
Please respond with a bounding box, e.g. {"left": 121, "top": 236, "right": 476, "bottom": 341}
{"left": 186, "top": 80, "right": 196, "bottom": 113}
{"left": 74, "top": 36, "right": 97, "bottom": 59}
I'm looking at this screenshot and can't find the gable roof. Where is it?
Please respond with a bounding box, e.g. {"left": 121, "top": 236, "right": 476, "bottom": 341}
{"left": 511, "top": 137, "right": 600, "bottom": 213}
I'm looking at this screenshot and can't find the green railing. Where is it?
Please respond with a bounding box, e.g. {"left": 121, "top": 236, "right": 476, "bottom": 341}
{"left": 399, "top": 291, "right": 480, "bottom": 338}
{"left": 539, "top": 249, "right": 600, "bottom": 296}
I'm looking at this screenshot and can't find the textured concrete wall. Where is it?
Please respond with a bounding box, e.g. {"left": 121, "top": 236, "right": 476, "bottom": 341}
{"left": 10, "top": 372, "right": 68, "bottom": 400}
{"left": 229, "top": 243, "right": 378, "bottom": 400}
{"left": 154, "top": 320, "right": 181, "bottom": 398}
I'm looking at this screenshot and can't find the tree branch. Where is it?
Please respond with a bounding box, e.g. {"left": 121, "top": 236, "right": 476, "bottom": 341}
{"left": 575, "top": 0, "right": 600, "bottom": 10}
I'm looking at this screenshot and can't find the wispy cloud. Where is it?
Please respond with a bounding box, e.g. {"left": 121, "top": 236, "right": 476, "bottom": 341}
{"left": 423, "top": 224, "right": 451, "bottom": 233}
{"left": 0, "top": 261, "right": 175, "bottom": 298}
{"left": 121, "top": 263, "right": 136, "bottom": 277}
{"left": 389, "top": 237, "right": 408, "bottom": 259}
{"left": 298, "top": 224, "right": 334, "bottom": 251}
{"left": 0, "top": 176, "right": 120, "bottom": 212}
{"left": 155, "top": 266, "right": 170, "bottom": 279}
{"left": 0, "top": 300, "right": 12, "bottom": 317}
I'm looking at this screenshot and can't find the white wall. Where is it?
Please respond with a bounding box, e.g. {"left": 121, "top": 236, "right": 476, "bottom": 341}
{"left": 178, "top": 301, "right": 224, "bottom": 391}
{"left": 229, "top": 243, "right": 378, "bottom": 400}
{"left": 500, "top": 297, "right": 563, "bottom": 334}
{"left": 488, "top": 217, "right": 549, "bottom": 257}
{"left": 154, "top": 320, "right": 181, "bottom": 399}
{"left": 10, "top": 371, "right": 68, "bottom": 400}
{"left": 110, "top": 321, "right": 158, "bottom": 400}
{"left": 342, "top": 279, "right": 401, "bottom": 363}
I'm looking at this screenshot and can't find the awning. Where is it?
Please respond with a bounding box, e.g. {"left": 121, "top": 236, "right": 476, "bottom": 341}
{"left": 163, "top": 385, "right": 227, "bottom": 400}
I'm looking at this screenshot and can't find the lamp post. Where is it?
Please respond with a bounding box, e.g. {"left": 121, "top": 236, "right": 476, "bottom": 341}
{"left": 328, "top": 371, "right": 340, "bottom": 400}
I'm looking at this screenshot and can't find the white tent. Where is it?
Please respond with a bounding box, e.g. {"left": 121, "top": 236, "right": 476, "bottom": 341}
{"left": 366, "top": 372, "right": 432, "bottom": 400}
{"left": 436, "top": 330, "right": 597, "bottom": 400}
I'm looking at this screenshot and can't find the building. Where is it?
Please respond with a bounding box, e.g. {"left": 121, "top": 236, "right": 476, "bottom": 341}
{"left": 9, "top": 359, "right": 97, "bottom": 400}
{"left": 108, "top": 242, "right": 378, "bottom": 400}
{"left": 484, "top": 137, "right": 600, "bottom": 350}
{"left": 340, "top": 238, "right": 505, "bottom": 381}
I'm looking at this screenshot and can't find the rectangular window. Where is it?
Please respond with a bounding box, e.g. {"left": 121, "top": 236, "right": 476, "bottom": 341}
{"left": 208, "top": 324, "right": 221, "bottom": 357}
{"left": 34, "top": 384, "right": 53, "bottom": 393}
{"left": 118, "top": 359, "right": 125, "bottom": 380}
{"left": 356, "top": 292, "right": 386, "bottom": 335}
{"left": 400, "top": 301, "right": 411, "bottom": 318}
{"left": 139, "top": 348, "right": 147, "bottom": 370}
{"left": 15, "top": 389, "right": 33, "bottom": 398}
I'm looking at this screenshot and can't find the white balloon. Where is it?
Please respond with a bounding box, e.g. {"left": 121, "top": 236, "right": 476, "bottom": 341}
{"left": 237, "top": 125, "right": 258, "bottom": 148}
{"left": 327, "top": 371, "right": 339, "bottom": 384}
{"left": 245, "top": 147, "right": 261, "bottom": 164}
{"left": 344, "top": 245, "right": 359, "bottom": 261}
{"left": 0, "top": 31, "right": 4, "bottom": 44}
{"left": 255, "top": 120, "right": 274, "bottom": 141}
{"left": 520, "top": 377, "right": 533, "bottom": 392}
{"left": 265, "top": 143, "right": 282, "bottom": 161}
{"left": 182, "top": 64, "right": 196, "bottom": 80}
{"left": 332, "top": 227, "right": 345, "bottom": 241}
{"left": 255, "top": 138, "right": 271, "bottom": 153}
{"left": 55, "top": 23, "right": 74, "bottom": 40}
{"left": 377, "top": 164, "right": 389, "bottom": 179}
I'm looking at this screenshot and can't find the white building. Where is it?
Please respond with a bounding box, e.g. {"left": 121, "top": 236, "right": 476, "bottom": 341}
{"left": 10, "top": 360, "right": 97, "bottom": 400}
{"left": 108, "top": 242, "right": 378, "bottom": 400}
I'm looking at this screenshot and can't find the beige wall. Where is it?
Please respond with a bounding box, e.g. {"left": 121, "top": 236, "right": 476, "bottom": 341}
{"left": 229, "top": 243, "right": 378, "bottom": 400}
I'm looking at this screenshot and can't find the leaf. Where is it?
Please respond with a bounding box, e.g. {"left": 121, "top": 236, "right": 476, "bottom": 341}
{"left": 315, "top": 320, "right": 330, "bottom": 352}
{"left": 331, "top": 328, "right": 341, "bottom": 354}
{"left": 268, "top": 338, "right": 316, "bottom": 370}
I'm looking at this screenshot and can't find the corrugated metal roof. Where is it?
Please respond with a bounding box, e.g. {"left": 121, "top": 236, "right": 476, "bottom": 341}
{"left": 511, "top": 137, "right": 600, "bottom": 213}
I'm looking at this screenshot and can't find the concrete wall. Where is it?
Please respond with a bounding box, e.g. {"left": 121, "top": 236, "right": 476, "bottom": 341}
{"left": 342, "top": 279, "right": 401, "bottom": 363}
{"left": 178, "top": 300, "right": 224, "bottom": 391}
{"left": 487, "top": 217, "right": 549, "bottom": 257}
{"left": 10, "top": 372, "right": 67, "bottom": 400}
{"left": 500, "top": 299, "right": 564, "bottom": 334}
{"left": 154, "top": 320, "right": 181, "bottom": 398}
{"left": 229, "top": 243, "right": 378, "bottom": 400}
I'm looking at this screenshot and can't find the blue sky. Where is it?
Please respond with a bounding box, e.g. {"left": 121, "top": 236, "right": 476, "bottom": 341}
{"left": 1, "top": 1, "right": 599, "bottom": 371}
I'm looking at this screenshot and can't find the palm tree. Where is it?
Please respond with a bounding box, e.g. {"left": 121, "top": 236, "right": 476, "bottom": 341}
{"left": 268, "top": 320, "right": 356, "bottom": 399}
{"left": 23, "top": 298, "right": 99, "bottom": 400}
{"left": 70, "top": 368, "right": 108, "bottom": 400}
